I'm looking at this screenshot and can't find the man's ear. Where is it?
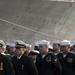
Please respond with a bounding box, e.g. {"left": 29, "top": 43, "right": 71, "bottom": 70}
{"left": 68, "top": 45, "right": 70, "bottom": 49}
{"left": 45, "top": 45, "right": 48, "bottom": 49}
{"left": 23, "top": 48, "right": 26, "bottom": 51}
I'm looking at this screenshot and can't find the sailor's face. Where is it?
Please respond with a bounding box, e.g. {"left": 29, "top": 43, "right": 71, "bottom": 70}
{"left": 39, "top": 44, "right": 48, "bottom": 54}
{"left": 53, "top": 44, "right": 60, "bottom": 50}
{"left": 60, "top": 45, "right": 69, "bottom": 53}
{"left": 0, "top": 47, "right": 4, "bottom": 53}
{"left": 15, "top": 47, "right": 24, "bottom": 56}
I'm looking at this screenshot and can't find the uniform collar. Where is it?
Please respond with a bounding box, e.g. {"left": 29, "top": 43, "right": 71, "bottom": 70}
{"left": 1, "top": 52, "right": 6, "bottom": 56}
{"left": 17, "top": 55, "right": 23, "bottom": 59}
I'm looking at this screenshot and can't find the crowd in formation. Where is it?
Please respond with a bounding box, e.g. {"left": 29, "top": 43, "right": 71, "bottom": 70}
{"left": 0, "top": 39, "right": 75, "bottom": 75}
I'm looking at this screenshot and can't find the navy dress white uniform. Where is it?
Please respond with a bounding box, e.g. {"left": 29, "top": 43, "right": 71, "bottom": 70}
{"left": 57, "top": 40, "right": 75, "bottom": 75}
{"left": 0, "top": 40, "right": 15, "bottom": 75}
{"left": 36, "top": 40, "right": 62, "bottom": 75}
{"left": 12, "top": 40, "right": 38, "bottom": 75}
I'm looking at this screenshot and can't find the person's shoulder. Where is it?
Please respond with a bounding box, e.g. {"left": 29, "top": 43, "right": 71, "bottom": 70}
{"left": 68, "top": 52, "right": 75, "bottom": 54}
{"left": 0, "top": 53, "right": 10, "bottom": 61}
{"left": 0, "top": 53, "right": 7, "bottom": 58}
{"left": 12, "top": 55, "right": 17, "bottom": 59}
{"left": 23, "top": 54, "right": 34, "bottom": 63}
{"left": 57, "top": 52, "right": 63, "bottom": 57}
{"left": 46, "top": 52, "right": 55, "bottom": 56}
{"left": 22, "top": 54, "right": 32, "bottom": 60}
{"left": 45, "top": 52, "right": 57, "bottom": 59}
{"left": 67, "top": 52, "right": 75, "bottom": 57}
{"left": 57, "top": 52, "right": 63, "bottom": 55}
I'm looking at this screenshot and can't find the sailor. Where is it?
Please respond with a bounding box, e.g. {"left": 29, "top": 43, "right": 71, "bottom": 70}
{"left": 57, "top": 40, "right": 75, "bottom": 75}
{"left": 53, "top": 40, "right": 60, "bottom": 55}
{"left": 0, "top": 40, "right": 15, "bottom": 75}
{"left": 34, "top": 41, "right": 39, "bottom": 51}
{"left": 29, "top": 50, "right": 39, "bottom": 63}
{"left": 9, "top": 43, "right": 16, "bottom": 57}
{"left": 71, "top": 40, "right": 75, "bottom": 53}
{"left": 6, "top": 43, "right": 16, "bottom": 61}
{"left": 24, "top": 44, "right": 32, "bottom": 56}
{"left": 12, "top": 40, "right": 38, "bottom": 75}
{"left": 36, "top": 40, "right": 62, "bottom": 75}
{"left": 48, "top": 45, "right": 53, "bottom": 52}
{"left": 0, "top": 40, "right": 6, "bottom": 55}
{"left": 6, "top": 42, "right": 11, "bottom": 53}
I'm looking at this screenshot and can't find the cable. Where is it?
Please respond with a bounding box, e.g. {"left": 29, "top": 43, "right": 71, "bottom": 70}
{"left": 0, "top": 18, "right": 62, "bottom": 40}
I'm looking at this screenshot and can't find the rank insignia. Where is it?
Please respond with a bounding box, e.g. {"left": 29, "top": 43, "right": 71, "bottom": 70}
{"left": 46, "top": 56, "right": 51, "bottom": 62}
{"left": 0, "top": 62, "right": 3, "bottom": 70}
{"left": 67, "top": 58, "right": 73, "bottom": 63}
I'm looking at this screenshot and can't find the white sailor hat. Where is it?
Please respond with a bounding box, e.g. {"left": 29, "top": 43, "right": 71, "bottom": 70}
{"left": 29, "top": 50, "right": 39, "bottom": 55}
{"left": 6, "top": 42, "right": 10, "bottom": 46}
{"left": 15, "top": 40, "right": 26, "bottom": 48}
{"left": 0, "top": 40, "right": 6, "bottom": 49}
{"left": 60, "top": 40, "right": 70, "bottom": 46}
{"left": 53, "top": 40, "right": 60, "bottom": 44}
{"left": 26, "top": 44, "right": 32, "bottom": 48}
{"left": 38, "top": 40, "right": 50, "bottom": 46}
{"left": 10, "top": 43, "right": 15, "bottom": 47}
{"left": 48, "top": 45, "right": 53, "bottom": 49}
{"left": 34, "top": 42, "right": 39, "bottom": 46}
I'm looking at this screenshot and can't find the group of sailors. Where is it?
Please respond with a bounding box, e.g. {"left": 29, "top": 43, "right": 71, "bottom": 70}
{"left": 0, "top": 39, "right": 75, "bottom": 75}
